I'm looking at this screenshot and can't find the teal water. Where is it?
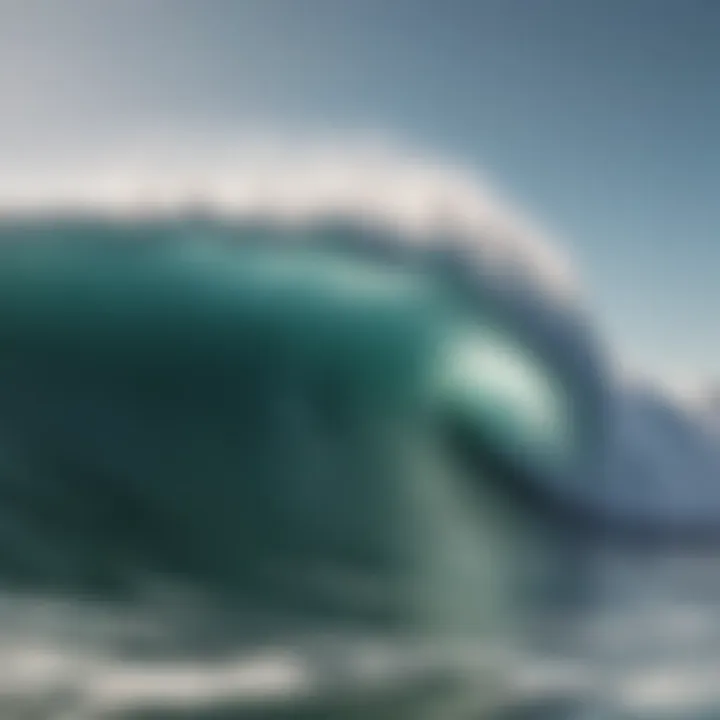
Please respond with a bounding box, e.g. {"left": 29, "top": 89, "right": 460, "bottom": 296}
{"left": 0, "top": 219, "right": 616, "bottom": 718}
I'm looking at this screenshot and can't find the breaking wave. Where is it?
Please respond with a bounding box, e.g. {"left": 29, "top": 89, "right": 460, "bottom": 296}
{"left": 0, "top": 135, "right": 717, "bottom": 719}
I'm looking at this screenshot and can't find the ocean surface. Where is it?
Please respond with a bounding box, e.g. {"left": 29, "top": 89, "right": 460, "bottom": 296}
{"left": 0, "top": 218, "right": 717, "bottom": 720}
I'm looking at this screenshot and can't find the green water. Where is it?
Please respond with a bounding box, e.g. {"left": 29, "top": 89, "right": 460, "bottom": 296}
{"left": 0, "top": 225, "right": 589, "bottom": 717}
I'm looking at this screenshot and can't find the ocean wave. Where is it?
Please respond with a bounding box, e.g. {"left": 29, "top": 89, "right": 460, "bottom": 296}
{"left": 0, "top": 137, "right": 717, "bottom": 718}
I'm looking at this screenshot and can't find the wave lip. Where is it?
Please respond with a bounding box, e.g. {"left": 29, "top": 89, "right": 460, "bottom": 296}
{"left": 0, "top": 134, "right": 578, "bottom": 304}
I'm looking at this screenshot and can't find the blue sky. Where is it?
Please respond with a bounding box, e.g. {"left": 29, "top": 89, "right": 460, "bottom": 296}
{"left": 1, "top": 0, "right": 718, "bottom": 380}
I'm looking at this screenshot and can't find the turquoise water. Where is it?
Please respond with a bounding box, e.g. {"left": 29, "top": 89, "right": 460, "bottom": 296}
{"left": 0, "top": 221, "right": 559, "bottom": 718}
{"left": 1, "top": 219, "right": 714, "bottom": 719}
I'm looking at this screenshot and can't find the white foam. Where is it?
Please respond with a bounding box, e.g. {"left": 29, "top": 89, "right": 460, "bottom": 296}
{"left": 0, "top": 132, "right": 577, "bottom": 303}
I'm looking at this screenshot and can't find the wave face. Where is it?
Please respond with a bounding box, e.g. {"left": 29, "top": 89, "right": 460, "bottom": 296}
{"left": 0, "top": 217, "right": 562, "bottom": 719}
{"left": 0, "top": 140, "right": 717, "bottom": 719}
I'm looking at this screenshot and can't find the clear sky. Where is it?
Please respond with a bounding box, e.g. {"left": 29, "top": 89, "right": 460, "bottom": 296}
{"left": 1, "top": 0, "right": 718, "bottom": 381}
